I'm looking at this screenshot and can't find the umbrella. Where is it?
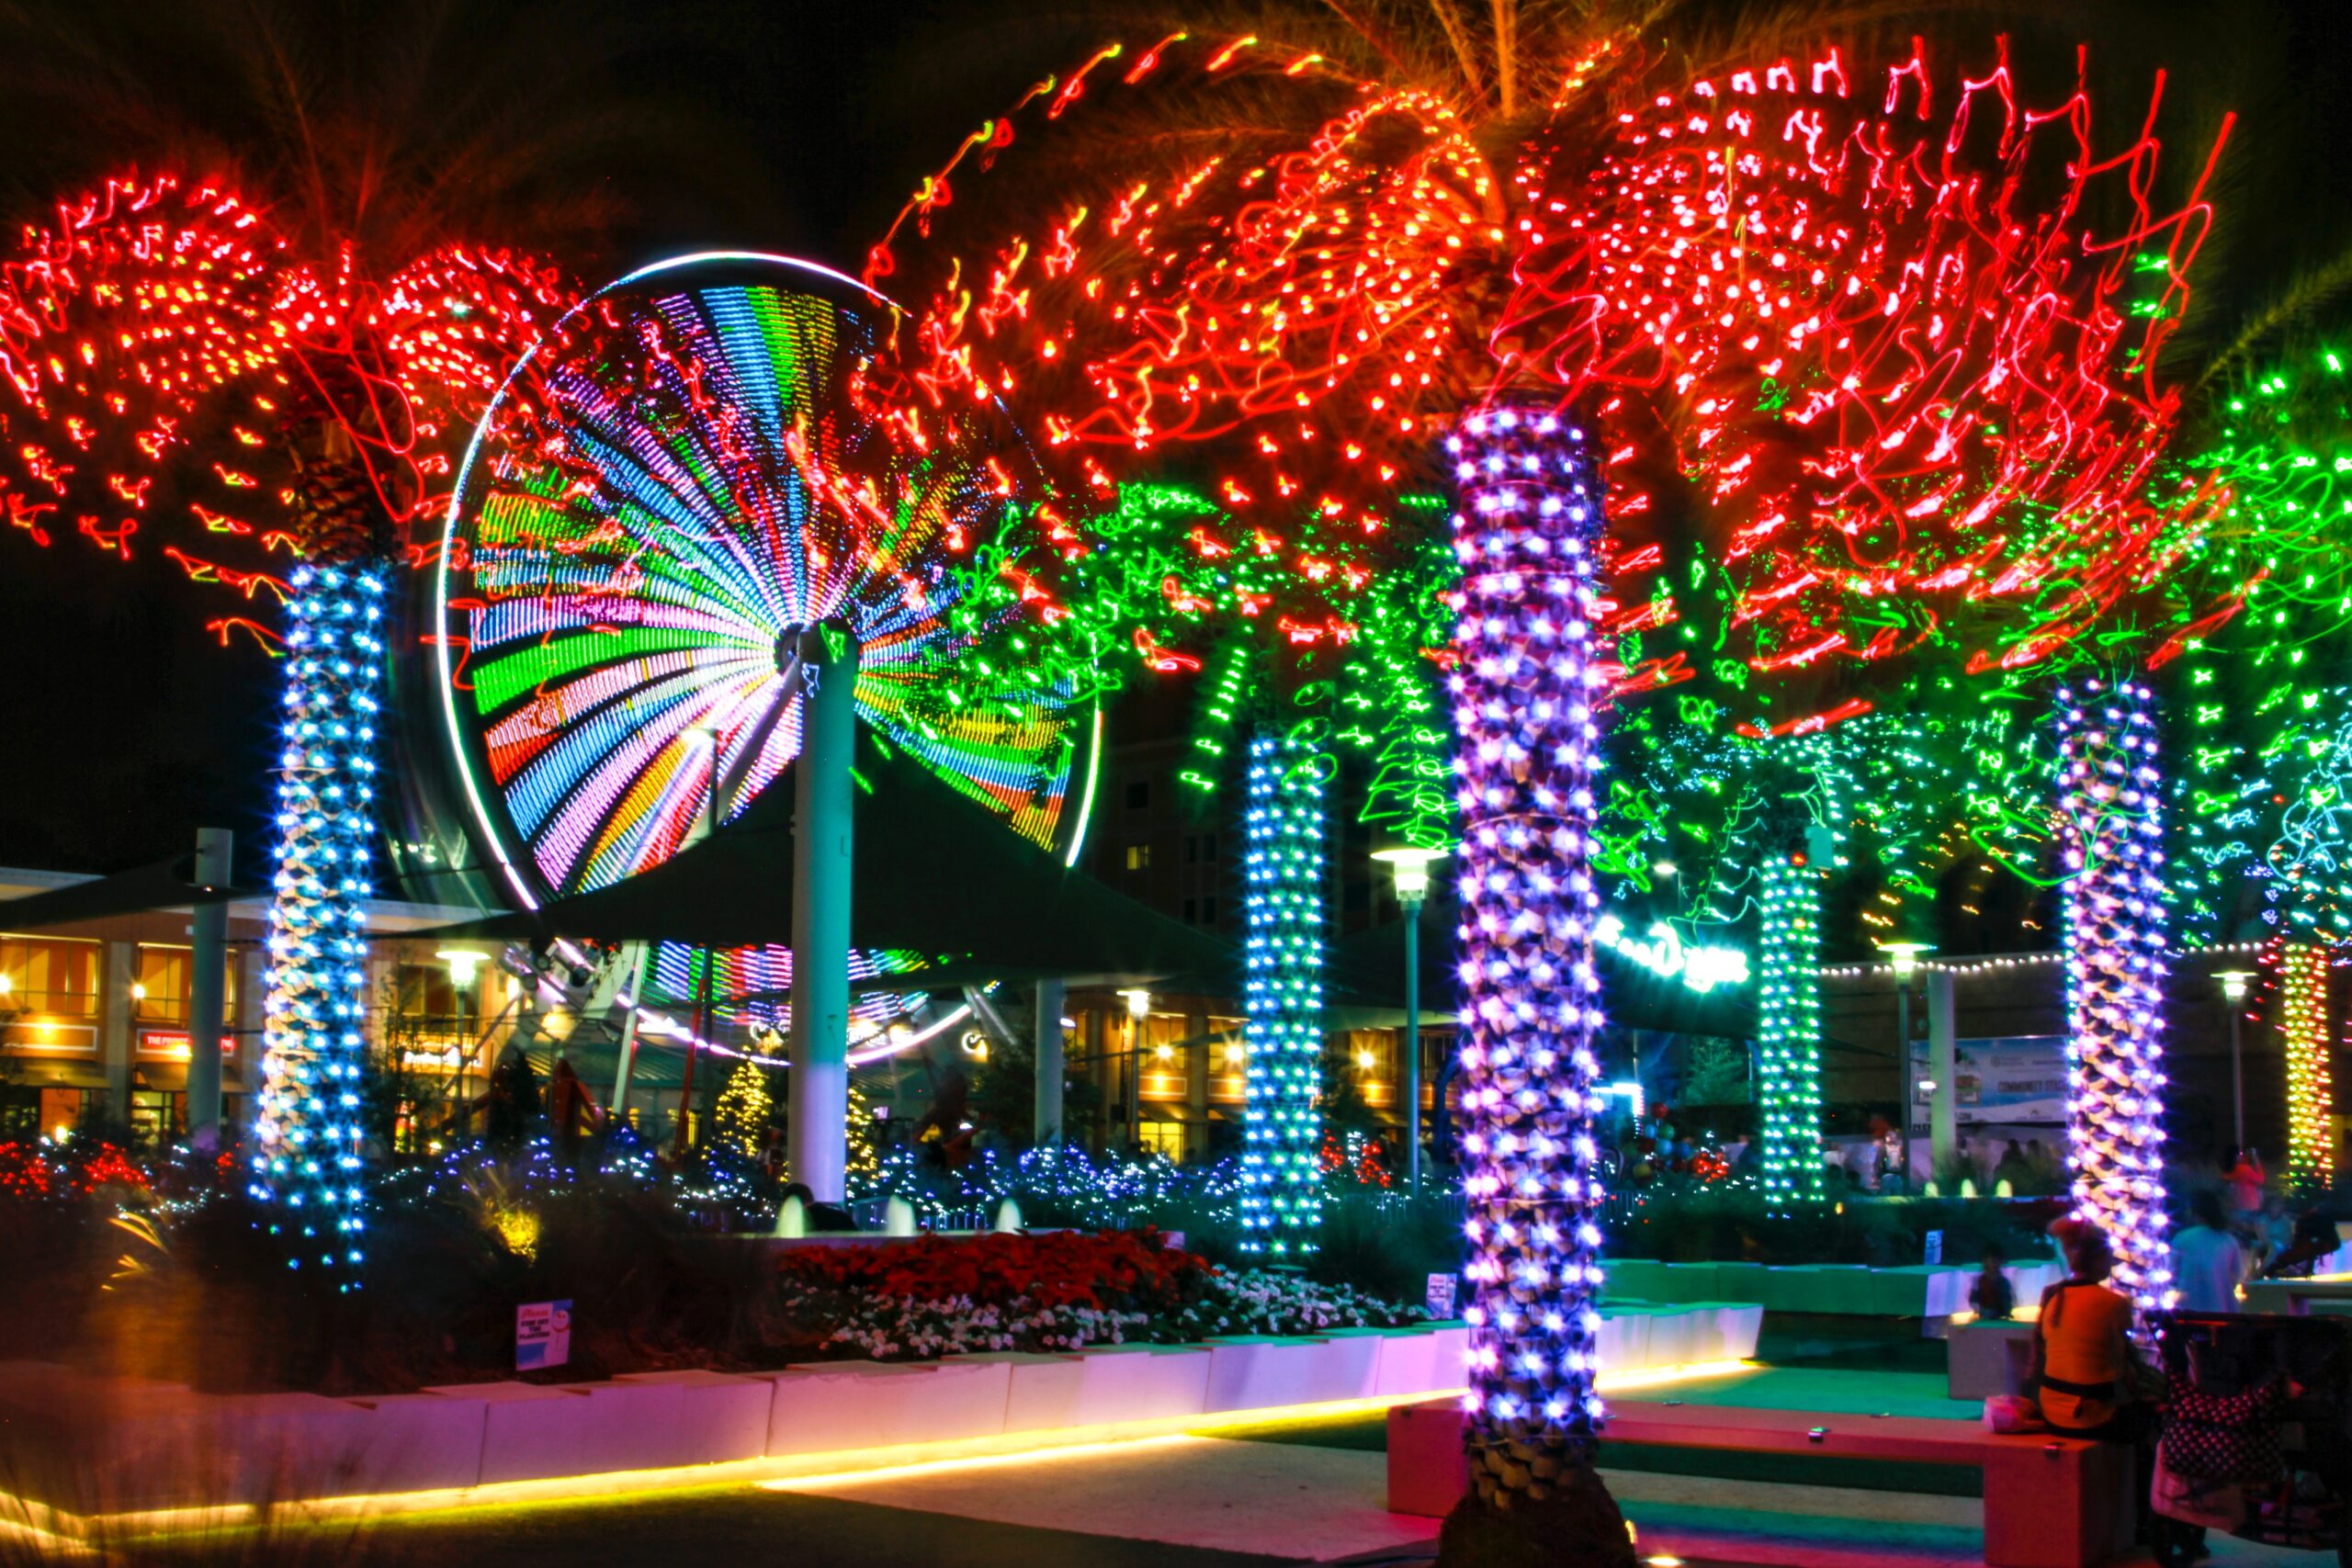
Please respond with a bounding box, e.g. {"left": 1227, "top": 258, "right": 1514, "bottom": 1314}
{"left": 425, "top": 736, "right": 1235, "bottom": 992}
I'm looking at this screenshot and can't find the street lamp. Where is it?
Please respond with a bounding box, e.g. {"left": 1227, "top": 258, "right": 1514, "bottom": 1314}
{"left": 1880, "top": 942, "right": 1934, "bottom": 1192}
{"left": 1373, "top": 845, "right": 1449, "bottom": 1191}
{"left": 2216, "top": 969, "right": 2254, "bottom": 1149}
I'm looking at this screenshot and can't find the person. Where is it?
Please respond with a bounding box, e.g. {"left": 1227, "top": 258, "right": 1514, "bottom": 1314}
{"left": 545, "top": 1055, "right": 605, "bottom": 1162}
{"left": 1971, "top": 1243, "right": 2015, "bottom": 1321}
{"left": 477, "top": 1040, "right": 541, "bottom": 1150}
{"left": 2031, "top": 1218, "right": 2146, "bottom": 1440}
{"left": 2171, "top": 1189, "right": 2248, "bottom": 1313}
{"left": 2224, "top": 1145, "right": 2266, "bottom": 1219}
{"left": 1993, "top": 1139, "right": 2031, "bottom": 1190}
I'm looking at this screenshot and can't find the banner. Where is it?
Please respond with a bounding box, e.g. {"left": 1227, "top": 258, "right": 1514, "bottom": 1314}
{"left": 1913, "top": 1035, "right": 2066, "bottom": 1125}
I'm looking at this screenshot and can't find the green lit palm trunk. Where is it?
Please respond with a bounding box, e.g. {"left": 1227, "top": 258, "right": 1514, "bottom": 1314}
{"left": 251, "top": 452, "right": 386, "bottom": 1285}
{"left": 1238, "top": 718, "right": 1328, "bottom": 1257}
{"left": 1755, "top": 852, "right": 1828, "bottom": 1209}
{"left": 1438, "top": 406, "right": 1632, "bottom": 1566}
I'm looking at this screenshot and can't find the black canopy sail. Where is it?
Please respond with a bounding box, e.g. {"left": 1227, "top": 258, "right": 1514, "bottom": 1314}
{"left": 427, "top": 738, "right": 1234, "bottom": 991}
{"left": 0, "top": 855, "right": 247, "bottom": 931}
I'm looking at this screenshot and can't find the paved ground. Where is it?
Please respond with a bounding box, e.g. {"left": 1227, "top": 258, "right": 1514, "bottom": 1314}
{"left": 114, "top": 1366, "right": 2331, "bottom": 1565}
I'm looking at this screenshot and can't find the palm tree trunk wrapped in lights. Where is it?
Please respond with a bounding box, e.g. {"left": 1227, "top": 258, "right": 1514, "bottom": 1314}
{"left": 1442, "top": 405, "right": 1632, "bottom": 1566}
{"left": 1238, "top": 721, "right": 1328, "bottom": 1257}
{"left": 2053, "top": 672, "right": 2173, "bottom": 1317}
{"left": 1755, "top": 851, "right": 1828, "bottom": 1210}
{"left": 252, "top": 446, "right": 389, "bottom": 1285}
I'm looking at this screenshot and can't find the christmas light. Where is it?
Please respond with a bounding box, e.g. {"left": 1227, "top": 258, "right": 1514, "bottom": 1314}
{"left": 1238, "top": 725, "right": 1326, "bottom": 1256}
{"left": 1448, "top": 406, "right": 1611, "bottom": 1497}
{"left": 251, "top": 561, "right": 385, "bottom": 1284}
{"left": 2054, "top": 673, "right": 2172, "bottom": 1316}
{"left": 2278, "top": 942, "right": 2335, "bottom": 1188}
{"left": 1755, "top": 852, "right": 1826, "bottom": 1210}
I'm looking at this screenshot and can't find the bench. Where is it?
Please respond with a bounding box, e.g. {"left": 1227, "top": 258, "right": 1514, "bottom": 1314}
{"left": 1386, "top": 1397, "right": 2133, "bottom": 1568}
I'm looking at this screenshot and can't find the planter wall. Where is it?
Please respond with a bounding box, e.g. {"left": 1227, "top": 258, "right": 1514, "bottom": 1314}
{"left": 0, "top": 1302, "right": 1751, "bottom": 1514}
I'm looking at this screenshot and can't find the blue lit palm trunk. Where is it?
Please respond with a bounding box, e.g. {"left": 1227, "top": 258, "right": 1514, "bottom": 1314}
{"left": 1238, "top": 722, "right": 1326, "bottom": 1257}
{"left": 2054, "top": 672, "right": 2172, "bottom": 1316}
{"left": 252, "top": 455, "right": 386, "bottom": 1285}
{"left": 1441, "top": 407, "right": 1632, "bottom": 1562}
{"left": 1756, "top": 853, "right": 1827, "bottom": 1209}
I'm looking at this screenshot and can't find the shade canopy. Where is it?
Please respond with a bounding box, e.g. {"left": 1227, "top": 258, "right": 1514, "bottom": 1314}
{"left": 426, "top": 738, "right": 1235, "bottom": 992}
{"left": 0, "top": 855, "right": 246, "bottom": 932}
{"left": 1327, "top": 896, "right": 1757, "bottom": 1039}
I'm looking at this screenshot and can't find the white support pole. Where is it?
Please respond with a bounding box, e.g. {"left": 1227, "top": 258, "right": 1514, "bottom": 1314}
{"left": 1928, "top": 969, "right": 1958, "bottom": 1175}
{"left": 186, "top": 828, "right": 233, "bottom": 1149}
{"left": 1033, "top": 978, "right": 1066, "bottom": 1146}
{"left": 786, "top": 625, "right": 857, "bottom": 1201}
{"left": 606, "top": 943, "right": 652, "bottom": 1120}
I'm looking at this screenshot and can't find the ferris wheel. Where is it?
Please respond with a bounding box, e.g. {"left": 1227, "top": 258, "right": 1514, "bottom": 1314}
{"left": 421, "top": 253, "right": 1096, "bottom": 1043}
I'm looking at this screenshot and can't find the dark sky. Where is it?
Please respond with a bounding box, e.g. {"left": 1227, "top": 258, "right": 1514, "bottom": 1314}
{"left": 0, "top": 0, "right": 2346, "bottom": 881}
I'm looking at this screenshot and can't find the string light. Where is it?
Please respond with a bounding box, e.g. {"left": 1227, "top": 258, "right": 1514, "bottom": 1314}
{"left": 1449, "top": 406, "right": 1611, "bottom": 1500}
{"left": 1238, "top": 726, "right": 1326, "bottom": 1256}
{"left": 2054, "top": 673, "right": 2172, "bottom": 1317}
{"left": 2278, "top": 942, "right": 2335, "bottom": 1188}
{"left": 251, "top": 561, "right": 384, "bottom": 1286}
{"left": 1755, "top": 852, "right": 1826, "bottom": 1210}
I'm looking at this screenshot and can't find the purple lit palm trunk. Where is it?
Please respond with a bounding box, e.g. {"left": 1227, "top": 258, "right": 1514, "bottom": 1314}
{"left": 1444, "top": 408, "right": 1626, "bottom": 1553}
{"left": 2055, "top": 672, "right": 2172, "bottom": 1316}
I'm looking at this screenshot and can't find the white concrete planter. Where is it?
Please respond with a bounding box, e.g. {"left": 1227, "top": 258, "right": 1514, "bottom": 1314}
{"left": 0, "top": 1308, "right": 1768, "bottom": 1514}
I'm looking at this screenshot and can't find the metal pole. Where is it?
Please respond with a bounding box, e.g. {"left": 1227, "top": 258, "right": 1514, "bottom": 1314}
{"left": 1033, "top": 979, "right": 1065, "bottom": 1146}
{"left": 1896, "top": 981, "right": 1911, "bottom": 1190}
{"left": 671, "top": 742, "right": 725, "bottom": 1162}
{"left": 1928, "top": 968, "right": 1958, "bottom": 1174}
{"left": 2231, "top": 1004, "right": 2245, "bottom": 1150}
{"left": 787, "top": 625, "right": 858, "bottom": 1201}
{"left": 1404, "top": 893, "right": 1422, "bottom": 1191}
{"left": 186, "top": 827, "right": 232, "bottom": 1149}
{"left": 607, "top": 944, "right": 651, "bottom": 1118}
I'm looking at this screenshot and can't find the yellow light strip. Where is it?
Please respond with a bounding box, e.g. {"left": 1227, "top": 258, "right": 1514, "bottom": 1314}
{"left": 19, "top": 1359, "right": 1757, "bottom": 1542}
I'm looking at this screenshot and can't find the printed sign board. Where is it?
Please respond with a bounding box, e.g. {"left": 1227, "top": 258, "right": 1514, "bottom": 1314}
{"left": 516, "top": 1300, "right": 571, "bottom": 1371}
{"left": 1426, "top": 1273, "right": 1459, "bottom": 1319}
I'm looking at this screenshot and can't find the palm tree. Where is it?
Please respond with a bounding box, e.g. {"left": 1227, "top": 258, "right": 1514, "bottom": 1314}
{"left": 873, "top": 12, "right": 2237, "bottom": 1559}
{"left": 0, "top": 0, "right": 758, "bottom": 1280}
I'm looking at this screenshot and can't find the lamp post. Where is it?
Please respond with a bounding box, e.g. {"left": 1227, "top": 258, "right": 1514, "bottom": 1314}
{"left": 1880, "top": 942, "right": 1933, "bottom": 1192}
{"left": 1117, "top": 988, "right": 1150, "bottom": 1150}
{"left": 1373, "top": 847, "right": 1447, "bottom": 1191}
{"left": 2216, "top": 969, "right": 2253, "bottom": 1151}
{"left": 435, "top": 945, "right": 487, "bottom": 1146}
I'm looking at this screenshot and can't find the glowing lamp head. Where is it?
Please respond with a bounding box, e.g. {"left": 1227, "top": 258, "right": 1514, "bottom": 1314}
{"left": 2215, "top": 969, "right": 2253, "bottom": 1004}
{"left": 1879, "top": 941, "right": 1933, "bottom": 979}
{"left": 1373, "top": 845, "right": 1450, "bottom": 906}
{"left": 1118, "top": 987, "right": 1151, "bottom": 1020}
{"left": 436, "top": 947, "right": 488, "bottom": 988}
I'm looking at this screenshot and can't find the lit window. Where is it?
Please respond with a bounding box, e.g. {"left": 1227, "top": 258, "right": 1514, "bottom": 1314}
{"left": 1125, "top": 843, "right": 1152, "bottom": 871}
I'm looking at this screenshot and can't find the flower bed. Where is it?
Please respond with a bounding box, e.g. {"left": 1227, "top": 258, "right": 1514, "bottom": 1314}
{"left": 775, "top": 1229, "right": 1422, "bottom": 1360}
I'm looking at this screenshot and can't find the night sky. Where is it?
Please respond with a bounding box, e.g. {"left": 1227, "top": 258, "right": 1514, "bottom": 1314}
{"left": 1, "top": 0, "right": 2347, "bottom": 886}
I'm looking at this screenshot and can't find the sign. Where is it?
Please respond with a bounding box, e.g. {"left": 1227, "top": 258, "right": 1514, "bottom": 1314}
{"left": 1426, "top": 1272, "right": 1459, "bottom": 1319}
{"left": 137, "top": 1029, "right": 235, "bottom": 1059}
{"left": 1924, "top": 1230, "right": 1943, "bottom": 1266}
{"left": 1593, "top": 911, "right": 1750, "bottom": 994}
{"left": 1915, "top": 1036, "right": 2066, "bottom": 1125}
{"left": 2, "top": 1021, "right": 96, "bottom": 1054}
{"left": 515, "top": 1300, "right": 571, "bottom": 1371}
